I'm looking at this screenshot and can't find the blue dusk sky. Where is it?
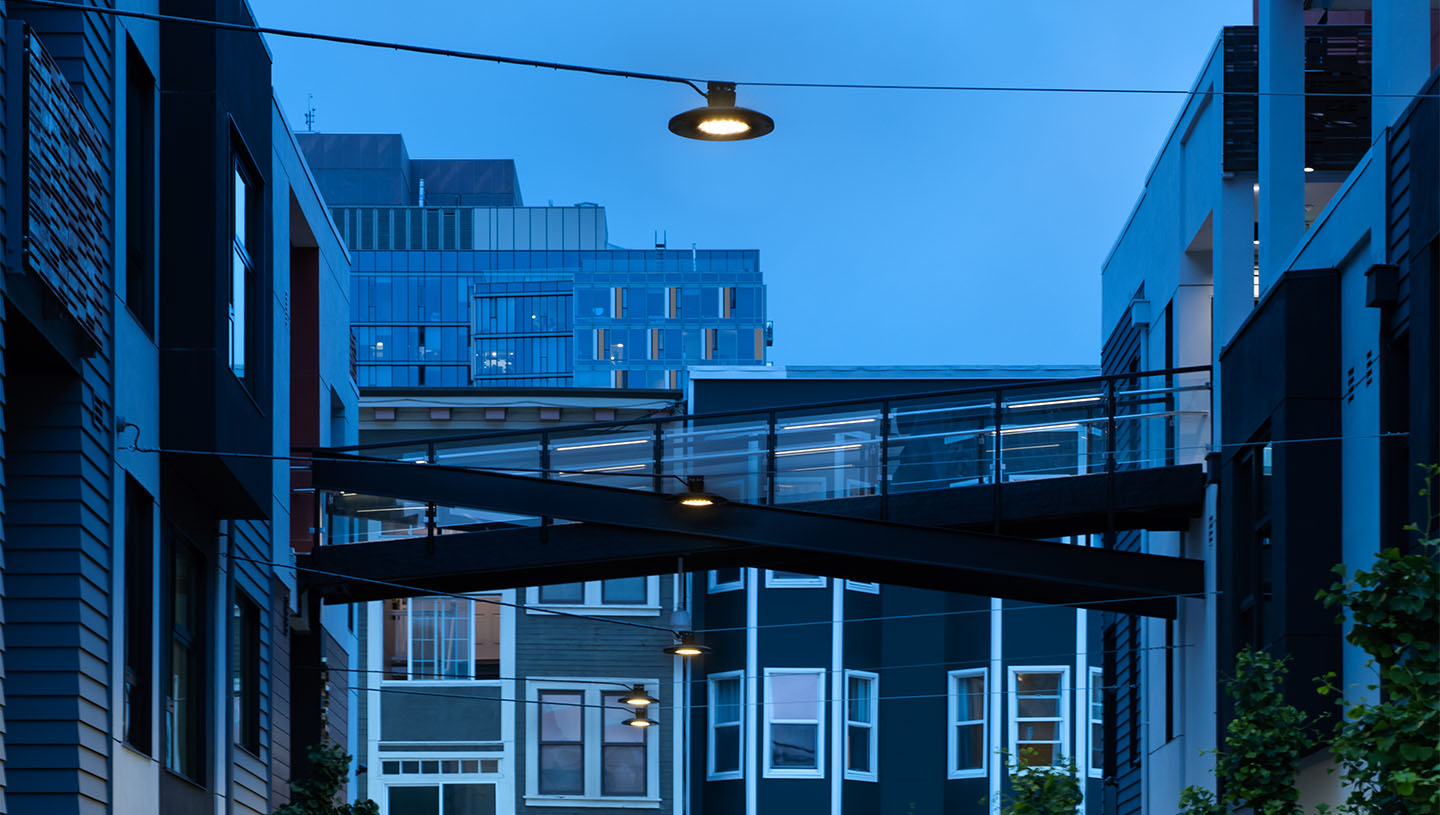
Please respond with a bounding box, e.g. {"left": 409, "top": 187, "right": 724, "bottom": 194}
{"left": 250, "top": 0, "right": 1253, "bottom": 367}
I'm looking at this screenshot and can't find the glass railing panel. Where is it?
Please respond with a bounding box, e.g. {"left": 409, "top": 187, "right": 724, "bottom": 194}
{"left": 433, "top": 503, "right": 542, "bottom": 534}
{"left": 548, "top": 429, "right": 656, "bottom": 490}
{"left": 773, "top": 408, "right": 882, "bottom": 503}
{"left": 998, "top": 384, "right": 1106, "bottom": 480}
{"left": 326, "top": 492, "right": 430, "bottom": 544}
{"left": 431, "top": 435, "right": 544, "bottom": 476}
{"left": 660, "top": 417, "right": 770, "bottom": 504}
{"left": 886, "top": 394, "right": 995, "bottom": 492}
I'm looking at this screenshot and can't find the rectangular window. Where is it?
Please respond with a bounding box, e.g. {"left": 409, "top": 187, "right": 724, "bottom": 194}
{"left": 845, "top": 580, "right": 880, "bottom": 594}
{"left": 764, "top": 669, "right": 824, "bottom": 777}
{"left": 382, "top": 596, "right": 501, "bottom": 680}
{"left": 708, "top": 568, "right": 744, "bottom": 593}
{"left": 123, "top": 477, "right": 153, "bottom": 753}
{"left": 529, "top": 682, "right": 658, "bottom": 801}
{"left": 1089, "top": 667, "right": 1103, "bottom": 778}
{"left": 601, "top": 692, "right": 646, "bottom": 796}
{"left": 765, "top": 571, "right": 826, "bottom": 588}
{"left": 844, "top": 671, "right": 877, "bottom": 780}
{"left": 527, "top": 580, "right": 658, "bottom": 613}
{"left": 601, "top": 577, "right": 646, "bottom": 605}
{"left": 232, "top": 592, "right": 261, "bottom": 754}
{"left": 949, "top": 669, "right": 986, "bottom": 777}
{"left": 230, "top": 157, "right": 257, "bottom": 389}
{"left": 165, "top": 536, "right": 204, "bottom": 780}
{"left": 124, "top": 41, "right": 155, "bottom": 334}
{"left": 538, "top": 583, "right": 585, "bottom": 605}
{"left": 538, "top": 691, "right": 584, "bottom": 794}
{"left": 1009, "top": 667, "right": 1069, "bottom": 769}
{"left": 708, "top": 671, "right": 743, "bottom": 779}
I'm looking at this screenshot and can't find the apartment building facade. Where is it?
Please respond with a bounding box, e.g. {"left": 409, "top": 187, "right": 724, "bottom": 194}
{"left": 1099, "top": 5, "right": 1438, "bottom": 813}
{"left": 0, "top": 3, "right": 359, "bottom": 814}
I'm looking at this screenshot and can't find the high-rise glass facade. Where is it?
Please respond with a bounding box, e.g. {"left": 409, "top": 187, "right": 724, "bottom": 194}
{"left": 341, "top": 211, "right": 766, "bottom": 389}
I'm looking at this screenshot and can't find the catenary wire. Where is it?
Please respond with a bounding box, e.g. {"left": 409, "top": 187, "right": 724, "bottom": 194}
{"left": 295, "top": 639, "right": 1196, "bottom": 689}
{"left": 15, "top": 0, "right": 1437, "bottom": 101}
{"left": 230, "top": 552, "right": 1216, "bottom": 638}
{"left": 228, "top": 553, "right": 678, "bottom": 635}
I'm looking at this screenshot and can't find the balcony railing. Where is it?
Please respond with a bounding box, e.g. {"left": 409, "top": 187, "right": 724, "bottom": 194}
{"left": 309, "top": 365, "right": 1210, "bottom": 545}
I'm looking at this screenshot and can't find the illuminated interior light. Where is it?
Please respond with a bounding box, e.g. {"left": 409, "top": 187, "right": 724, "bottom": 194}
{"left": 553, "top": 438, "right": 649, "bottom": 452}
{"left": 775, "top": 443, "right": 863, "bottom": 456}
{"left": 1006, "top": 396, "right": 1103, "bottom": 410}
{"left": 998, "top": 422, "right": 1081, "bottom": 435}
{"left": 781, "top": 417, "right": 877, "bottom": 430}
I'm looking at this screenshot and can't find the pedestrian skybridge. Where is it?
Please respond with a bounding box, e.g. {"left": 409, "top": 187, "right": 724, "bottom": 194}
{"left": 299, "top": 366, "right": 1211, "bottom": 618}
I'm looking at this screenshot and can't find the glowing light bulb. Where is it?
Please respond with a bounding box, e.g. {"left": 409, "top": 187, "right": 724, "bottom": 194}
{"left": 697, "top": 118, "right": 751, "bottom": 137}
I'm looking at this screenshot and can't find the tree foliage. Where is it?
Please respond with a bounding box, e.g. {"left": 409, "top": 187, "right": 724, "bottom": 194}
{"left": 1315, "top": 464, "right": 1440, "bottom": 814}
{"left": 1000, "top": 753, "right": 1083, "bottom": 815}
{"left": 1178, "top": 647, "right": 1312, "bottom": 815}
{"left": 275, "top": 743, "right": 379, "bottom": 815}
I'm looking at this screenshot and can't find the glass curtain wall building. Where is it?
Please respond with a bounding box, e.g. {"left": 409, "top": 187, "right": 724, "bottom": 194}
{"left": 298, "top": 134, "right": 768, "bottom": 390}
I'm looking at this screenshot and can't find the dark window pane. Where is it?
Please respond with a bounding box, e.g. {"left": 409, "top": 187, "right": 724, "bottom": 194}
{"left": 444, "top": 783, "right": 496, "bottom": 814}
{"left": 538, "top": 745, "right": 583, "bottom": 794}
{"left": 847, "top": 725, "right": 871, "bottom": 772}
{"left": 770, "top": 723, "right": 817, "bottom": 768}
{"left": 388, "top": 785, "right": 439, "bottom": 815}
{"left": 956, "top": 723, "right": 984, "bottom": 770}
{"left": 538, "top": 583, "right": 583, "bottom": 604}
{"left": 713, "top": 726, "right": 740, "bottom": 773}
{"left": 602, "top": 744, "right": 646, "bottom": 796}
{"left": 711, "top": 567, "right": 741, "bottom": 587}
{"left": 713, "top": 678, "right": 741, "bottom": 724}
{"left": 601, "top": 577, "right": 646, "bottom": 605}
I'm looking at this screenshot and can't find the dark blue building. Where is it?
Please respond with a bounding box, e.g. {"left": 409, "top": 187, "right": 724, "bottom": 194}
{"left": 297, "top": 133, "right": 769, "bottom": 390}
{"left": 685, "top": 366, "right": 1107, "bottom": 815}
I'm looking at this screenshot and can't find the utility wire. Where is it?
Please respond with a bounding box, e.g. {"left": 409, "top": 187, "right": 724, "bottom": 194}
{"left": 229, "top": 553, "right": 679, "bottom": 635}
{"left": 295, "top": 639, "right": 1197, "bottom": 688}
{"left": 231, "top": 552, "right": 1214, "bottom": 638}
{"left": 16, "top": 0, "right": 1436, "bottom": 101}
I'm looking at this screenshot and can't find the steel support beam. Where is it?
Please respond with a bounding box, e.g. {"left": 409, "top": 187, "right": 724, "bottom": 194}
{"left": 309, "top": 457, "right": 1204, "bottom": 617}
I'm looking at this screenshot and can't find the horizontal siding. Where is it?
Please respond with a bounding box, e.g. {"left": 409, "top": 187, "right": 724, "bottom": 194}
{"left": 270, "top": 578, "right": 292, "bottom": 808}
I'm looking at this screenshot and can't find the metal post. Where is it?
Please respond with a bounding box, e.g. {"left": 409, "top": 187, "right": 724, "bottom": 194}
{"left": 765, "top": 410, "right": 778, "bottom": 505}
{"left": 653, "top": 421, "right": 665, "bottom": 495}
{"left": 425, "top": 442, "right": 438, "bottom": 554}
{"left": 879, "top": 401, "right": 891, "bottom": 521}
{"left": 540, "top": 431, "right": 552, "bottom": 542}
{"left": 992, "top": 390, "right": 1003, "bottom": 534}
{"left": 1105, "top": 379, "right": 1118, "bottom": 550}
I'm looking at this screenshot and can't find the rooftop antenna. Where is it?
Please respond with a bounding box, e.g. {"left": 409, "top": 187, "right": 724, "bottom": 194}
{"left": 304, "top": 93, "right": 316, "bottom": 131}
{"left": 654, "top": 230, "right": 667, "bottom": 249}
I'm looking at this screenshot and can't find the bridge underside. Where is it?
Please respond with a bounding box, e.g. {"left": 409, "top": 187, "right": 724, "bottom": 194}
{"left": 301, "top": 457, "right": 1205, "bottom": 618}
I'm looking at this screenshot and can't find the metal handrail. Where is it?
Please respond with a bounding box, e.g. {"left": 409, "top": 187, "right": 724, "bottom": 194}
{"left": 313, "top": 365, "right": 1210, "bottom": 453}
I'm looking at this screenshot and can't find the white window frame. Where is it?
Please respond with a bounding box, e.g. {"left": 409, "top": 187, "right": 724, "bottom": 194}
{"left": 1088, "top": 667, "right": 1103, "bottom": 779}
{"left": 707, "top": 569, "right": 745, "bottom": 594}
{"left": 947, "top": 668, "right": 987, "bottom": 779}
{"left": 764, "top": 571, "right": 826, "bottom": 589}
{"left": 1007, "top": 666, "right": 1071, "bottom": 771}
{"left": 843, "top": 670, "right": 878, "bottom": 781}
{"left": 524, "top": 677, "right": 662, "bottom": 808}
{"left": 844, "top": 580, "right": 879, "bottom": 594}
{"left": 384, "top": 595, "right": 503, "bottom": 684}
{"left": 525, "top": 577, "right": 661, "bottom": 616}
{"left": 707, "top": 670, "right": 744, "bottom": 781}
{"left": 377, "top": 752, "right": 508, "bottom": 815}
{"left": 763, "top": 668, "right": 826, "bottom": 779}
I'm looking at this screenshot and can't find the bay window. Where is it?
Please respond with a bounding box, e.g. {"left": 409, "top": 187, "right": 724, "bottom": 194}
{"left": 948, "top": 669, "right": 987, "bottom": 777}
{"left": 764, "top": 669, "right": 824, "bottom": 778}
{"left": 708, "top": 671, "right": 743, "bottom": 780}
{"left": 844, "top": 671, "right": 877, "bottom": 780}
{"left": 1009, "top": 667, "right": 1070, "bottom": 768}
